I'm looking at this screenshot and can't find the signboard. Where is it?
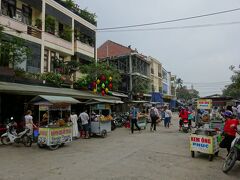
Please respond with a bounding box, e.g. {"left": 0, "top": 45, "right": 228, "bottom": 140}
{"left": 190, "top": 134, "right": 219, "bottom": 154}
{"left": 38, "top": 127, "right": 72, "bottom": 146}
{"left": 197, "top": 99, "right": 212, "bottom": 109}
{"left": 39, "top": 105, "right": 48, "bottom": 111}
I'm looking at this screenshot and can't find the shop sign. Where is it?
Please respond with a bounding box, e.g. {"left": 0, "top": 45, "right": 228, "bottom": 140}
{"left": 49, "top": 127, "right": 72, "bottom": 145}
{"left": 197, "top": 99, "right": 212, "bottom": 109}
{"left": 39, "top": 105, "right": 48, "bottom": 111}
{"left": 190, "top": 135, "right": 213, "bottom": 154}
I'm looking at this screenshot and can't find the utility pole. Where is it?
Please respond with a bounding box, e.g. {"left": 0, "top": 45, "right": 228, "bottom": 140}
{"left": 129, "top": 54, "right": 133, "bottom": 100}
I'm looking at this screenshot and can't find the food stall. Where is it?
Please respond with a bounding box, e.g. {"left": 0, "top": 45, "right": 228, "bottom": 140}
{"left": 190, "top": 99, "right": 221, "bottom": 161}
{"left": 30, "top": 95, "right": 81, "bottom": 150}
{"left": 86, "top": 98, "right": 123, "bottom": 137}
{"left": 90, "top": 103, "right": 112, "bottom": 138}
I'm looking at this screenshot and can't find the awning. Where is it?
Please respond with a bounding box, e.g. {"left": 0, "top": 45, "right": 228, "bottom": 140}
{"left": 30, "top": 95, "right": 81, "bottom": 105}
{"left": 130, "top": 100, "right": 149, "bottom": 103}
{"left": 110, "top": 91, "right": 128, "bottom": 98}
{"left": 0, "top": 81, "right": 121, "bottom": 101}
{"left": 85, "top": 98, "right": 124, "bottom": 105}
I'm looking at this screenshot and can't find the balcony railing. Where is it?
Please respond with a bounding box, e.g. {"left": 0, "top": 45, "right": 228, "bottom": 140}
{"left": 44, "top": 32, "right": 73, "bottom": 53}
{"left": 74, "top": 40, "right": 94, "bottom": 58}
{"left": 27, "top": 26, "right": 42, "bottom": 39}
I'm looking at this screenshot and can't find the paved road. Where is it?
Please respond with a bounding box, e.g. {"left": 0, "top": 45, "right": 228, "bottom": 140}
{"left": 0, "top": 115, "right": 239, "bottom": 180}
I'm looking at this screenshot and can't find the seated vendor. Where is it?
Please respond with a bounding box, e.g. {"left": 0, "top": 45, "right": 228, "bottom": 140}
{"left": 41, "top": 111, "right": 49, "bottom": 126}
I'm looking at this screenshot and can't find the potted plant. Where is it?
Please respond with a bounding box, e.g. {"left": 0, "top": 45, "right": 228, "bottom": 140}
{"left": 35, "top": 18, "right": 42, "bottom": 30}
{"left": 45, "top": 16, "right": 55, "bottom": 34}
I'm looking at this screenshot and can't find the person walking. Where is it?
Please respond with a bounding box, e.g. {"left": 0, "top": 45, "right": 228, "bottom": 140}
{"left": 79, "top": 109, "right": 90, "bottom": 139}
{"left": 164, "top": 106, "right": 172, "bottom": 128}
{"left": 130, "top": 105, "right": 141, "bottom": 134}
{"left": 24, "top": 110, "right": 34, "bottom": 136}
{"left": 149, "top": 104, "right": 159, "bottom": 131}
{"left": 70, "top": 111, "right": 79, "bottom": 139}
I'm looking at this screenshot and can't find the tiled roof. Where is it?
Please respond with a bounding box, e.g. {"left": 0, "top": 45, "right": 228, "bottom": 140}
{"left": 97, "top": 40, "right": 133, "bottom": 59}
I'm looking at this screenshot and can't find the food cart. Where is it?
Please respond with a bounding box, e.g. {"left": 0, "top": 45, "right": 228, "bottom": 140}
{"left": 190, "top": 99, "right": 221, "bottom": 161}
{"left": 30, "top": 95, "right": 81, "bottom": 150}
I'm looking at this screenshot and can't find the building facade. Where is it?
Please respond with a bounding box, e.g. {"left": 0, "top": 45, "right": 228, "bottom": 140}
{"left": 0, "top": 0, "right": 96, "bottom": 78}
{"left": 149, "top": 56, "right": 162, "bottom": 93}
{"left": 98, "top": 40, "right": 151, "bottom": 100}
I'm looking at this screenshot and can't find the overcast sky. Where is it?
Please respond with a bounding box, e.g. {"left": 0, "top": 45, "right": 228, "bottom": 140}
{"left": 76, "top": 0, "right": 240, "bottom": 96}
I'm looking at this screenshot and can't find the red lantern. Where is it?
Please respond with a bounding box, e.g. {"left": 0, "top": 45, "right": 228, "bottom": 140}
{"left": 101, "top": 90, "right": 105, "bottom": 96}
{"left": 109, "top": 83, "right": 113, "bottom": 89}
{"left": 101, "top": 75, "right": 106, "bottom": 81}
{"left": 92, "top": 81, "right": 97, "bottom": 88}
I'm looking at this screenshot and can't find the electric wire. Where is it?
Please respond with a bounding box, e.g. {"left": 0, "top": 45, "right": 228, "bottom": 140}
{"left": 97, "top": 21, "right": 240, "bottom": 33}
{"left": 97, "top": 7, "right": 240, "bottom": 31}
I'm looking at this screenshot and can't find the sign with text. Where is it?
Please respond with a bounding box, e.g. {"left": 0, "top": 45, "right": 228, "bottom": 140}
{"left": 190, "top": 134, "right": 219, "bottom": 154}
{"left": 197, "top": 99, "right": 212, "bottom": 110}
{"left": 38, "top": 127, "right": 72, "bottom": 146}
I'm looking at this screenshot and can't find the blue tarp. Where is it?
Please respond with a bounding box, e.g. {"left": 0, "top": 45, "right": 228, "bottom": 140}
{"left": 170, "top": 100, "right": 176, "bottom": 109}
{"left": 151, "top": 92, "right": 163, "bottom": 104}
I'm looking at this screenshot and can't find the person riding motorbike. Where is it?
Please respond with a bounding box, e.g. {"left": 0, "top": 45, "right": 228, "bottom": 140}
{"left": 219, "top": 111, "right": 239, "bottom": 155}
{"left": 179, "top": 107, "right": 189, "bottom": 131}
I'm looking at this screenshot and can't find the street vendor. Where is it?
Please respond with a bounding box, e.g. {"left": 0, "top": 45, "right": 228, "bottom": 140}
{"left": 41, "top": 111, "right": 48, "bottom": 126}
{"left": 220, "top": 111, "right": 239, "bottom": 154}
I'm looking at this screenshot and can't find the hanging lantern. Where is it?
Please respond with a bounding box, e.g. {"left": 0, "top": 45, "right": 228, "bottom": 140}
{"left": 101, "top": 75, "right": 106, "bottom": 81}
{"left": 96, "top": 79, "right": 100, "bottom": 84}
{"left": 109, "top": 83, "right": 113, "bottom": 89}
{"left": 101, "top": 83, "right": 105, "bottom": 89}
{"left": 97, "top": 86, "right": 101, "bottom": 92}
{"left": 92, "top": 81, "right": 97, "bottom": 88}
{"left": 88, "top": 84, "right": 92, "bottom": 90}
{"left": 108, "top": 91, "right": 113, "bottom": 95}
{"left": 101, "top": 90, "right": 105, "bottom": 96}
{"left": 93, "top": 88, "right": 97, "bottom": 93}
{"left": 105, "top": 80, "right": 109, "bottom": 85}
{"left": 109, "top": 76, "right": 112, "bottom": 82}
{"left": 105, "top": 88, "right": 109, "bottom": 94}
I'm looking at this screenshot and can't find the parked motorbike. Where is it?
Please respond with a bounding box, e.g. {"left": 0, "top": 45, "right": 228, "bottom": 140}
{"left": 222, "top": 128, "right": 240, "bottom": 173}
{"left": 1, "top": 118, "right": 32, "bottom": 147}
{"left": 182, "top": 119, "right": 190, "bottom": 133}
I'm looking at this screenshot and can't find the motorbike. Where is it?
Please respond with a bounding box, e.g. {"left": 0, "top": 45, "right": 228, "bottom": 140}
{"left": 222, "top": 128, "right": 240, "bottom": 173}
{"left": 182, "top": 119, "right": 190, "bottom": 133}
{"left": 1, "top": 118, "right": 32, "bottom": 147}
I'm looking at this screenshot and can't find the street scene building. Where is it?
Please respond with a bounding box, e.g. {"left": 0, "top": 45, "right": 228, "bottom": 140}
{"left": 0, "top": 1, "right": 240, "bottom": 180}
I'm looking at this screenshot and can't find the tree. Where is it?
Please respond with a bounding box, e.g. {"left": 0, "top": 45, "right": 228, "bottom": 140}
{"left": 176, "top": 78, "right": 183, "bottom": 88}
{"left": 222, "top": 65, "right": 240, "bottom": 98}
{"left": 177, "top": 86, "right": 199, "bottom": 101}
{"left": 0, "top": 26, "right": 31, "bottom": 68}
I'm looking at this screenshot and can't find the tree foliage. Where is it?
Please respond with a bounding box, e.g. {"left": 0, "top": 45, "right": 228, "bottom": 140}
{"left": 177, "top": 86, "right": 200, "bottom": 101}
{"left": 222, "top": 65, "right": 240, "bottom": 98}
{"left": 79, "top": 62, "right": 121, "bottom": 91}
{"left": 0, "top": 26, "right": 31, "bottom": 68}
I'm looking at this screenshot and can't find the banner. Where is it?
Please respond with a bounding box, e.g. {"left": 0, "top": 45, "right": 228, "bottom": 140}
{"left": 197, "top": 99, "right": 212, "bottom": 110}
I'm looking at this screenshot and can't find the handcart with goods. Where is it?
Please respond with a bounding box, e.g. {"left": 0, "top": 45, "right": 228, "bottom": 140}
{"left": 137, "top": 115, "right": 147, "bottom": 130}
{"left": 30, "top": 95, "right": 81, "bottom": 150}
{"left": 190, "top": 99, "right": 221, "bottom": 161}
{"left": 90, "top": 104, "right": 112, "bottom": 138}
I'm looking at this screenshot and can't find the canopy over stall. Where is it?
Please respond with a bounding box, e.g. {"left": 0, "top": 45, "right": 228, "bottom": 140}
{"left": 85, "top": 98, "right": 124, "bottom": 105}
{"left": 30, "top": 95, "right": 81, "bottom": 105}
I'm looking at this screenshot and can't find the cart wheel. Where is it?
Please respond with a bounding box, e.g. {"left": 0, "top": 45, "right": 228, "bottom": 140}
{"left": 48, "top": 144, "right": 60, "bottom": 150}
{"left": 215, "top": 151, "right": 219, "bottom": 156}
{"left": 37, "top": 143, "right": 45, "bottom": 149}
{"left": 209, "top": 155, "right": 214, "bottom": 161}
{"left": 191, "top": 151, "right": 195, "bottom": 158}
{"left": 101, "top": 130, "right": 107, "bottom": 138}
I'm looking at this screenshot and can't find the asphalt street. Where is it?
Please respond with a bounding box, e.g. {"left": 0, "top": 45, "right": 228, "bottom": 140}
{"left": 0, "top": 115, "right": 239, "bottom": 180}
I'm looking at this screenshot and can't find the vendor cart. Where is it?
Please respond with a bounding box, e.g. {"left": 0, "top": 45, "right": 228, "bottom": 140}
{"left": 190, "top": 129, "right": 221, "bottom": 161}
{"left": 90, "top": 104, "right": 112, "bottom": 138}
{"left": 136, "top": 116, "right": 147, "bottom": 130}
{"left": 30, "top": 95, "right": 81, "bottom": 150}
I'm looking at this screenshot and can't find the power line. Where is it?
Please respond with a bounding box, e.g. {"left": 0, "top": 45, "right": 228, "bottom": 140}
{"left": 97, "top": 7, "right": 240, "bottom": 31}
{"left": 97, "top": 21, "right": 240, "bottom": 33}
{"left": 184, "top": 81, "right": 231, "bottom": 84}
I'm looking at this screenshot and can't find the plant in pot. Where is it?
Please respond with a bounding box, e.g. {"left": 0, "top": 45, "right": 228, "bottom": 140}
{"left": 35, "top": 18, "right": 42, "bottom": 30}
{"left": 61, "top": 25, "right": 72, "bottom": 42}
{"left": 45, "top": 16, "right": 55, "bottom": 34}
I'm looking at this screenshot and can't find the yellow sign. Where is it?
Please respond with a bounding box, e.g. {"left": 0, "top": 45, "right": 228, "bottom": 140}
{"left": 197, "top": 99, "right": 212, "bottom": 109}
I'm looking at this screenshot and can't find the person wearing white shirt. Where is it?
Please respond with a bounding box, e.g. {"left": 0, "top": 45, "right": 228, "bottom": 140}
{"left": 70, "top": 111, "right": 79, "bottom": 138}
{"left": 79, "top": 110, "right": 90, "bottom": 138}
